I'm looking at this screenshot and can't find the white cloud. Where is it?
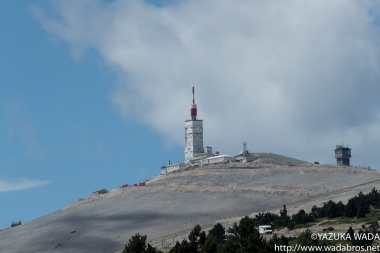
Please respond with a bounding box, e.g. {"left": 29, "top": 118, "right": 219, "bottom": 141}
{"left": 0, "top": 178, "right": 51, "bottom": 193}
{"left": 35, "top": 0, "right": 380, "bottom": 167}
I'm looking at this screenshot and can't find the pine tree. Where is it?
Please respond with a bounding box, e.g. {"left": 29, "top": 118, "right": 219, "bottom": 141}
{"left": 355, "top": 193, "right": 370, "bottom": 218}
{"left": 219, "top": 235, "right": 240, "bottom": 253}
{"left": 287, "top": 220, "right": 295, "bottom": 230}
{"left": 236, "top": 216, "right": 268, "bottom": 253}
{"left": 266, "top": 234, "right": 289, "bottom": 253}
{"left": 336, "top": 201, "right": 345, "bottom": 216}
{"left": 369, "top": 188, "right": 380, "bottom": 207}
{"left": 296, "top": 229, "right": 319, "bottom": 253}
{"left": 208, "top": 223, "right": 225, "bottom": 245}
{"left": 344, "top": 199, "right": 357, "bottom": 218}
{"left": 324, "top": 200, "right": 339, "bottom": 218}
{"left": 123, "top": 233, "right": 162, "bottom": 253}
{"left": 170, "top": 240, "right": 191, "bottom": 253}
{"left": 280, "top": 205, "right": 289, "bottom": 226}
{"left": 201, "top": 235, "right": 218, "bottom": 253}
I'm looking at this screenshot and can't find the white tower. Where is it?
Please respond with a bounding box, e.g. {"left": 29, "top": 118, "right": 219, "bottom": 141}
{"left": 185, "top": 87, "right": 204, "bottom": 164}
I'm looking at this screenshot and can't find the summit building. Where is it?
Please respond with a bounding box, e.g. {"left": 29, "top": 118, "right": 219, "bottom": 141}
{"left": 160, "top": 87, "right": 248, "bottom": 174}
{"left": 184, "top": 87, "right": 205, "bottom": 164}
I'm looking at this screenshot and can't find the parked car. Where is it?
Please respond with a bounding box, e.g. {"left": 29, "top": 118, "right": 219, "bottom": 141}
{"left": 121, "top": 184, "right": 128, "bottom": 188}
{"left": 258, "top": 225, "right": 272, "bottom": 234}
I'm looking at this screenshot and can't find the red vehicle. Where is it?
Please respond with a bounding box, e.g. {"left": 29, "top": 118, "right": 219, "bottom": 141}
{"left": 138, "top": 182, "right": 146, "bottom": 186}
{"left": 121, "top": 184, "right": 128, "bottom": 188}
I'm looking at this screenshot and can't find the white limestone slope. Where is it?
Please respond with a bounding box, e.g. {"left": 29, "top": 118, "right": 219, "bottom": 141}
{"left": 0, "top": 153, "right": 378, "bottom": 253}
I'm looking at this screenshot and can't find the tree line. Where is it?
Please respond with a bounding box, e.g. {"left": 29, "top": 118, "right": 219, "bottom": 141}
{"left": 254, "top": 187, "right": 380, "bottom": 230}
{"left": 122, "top": 188, "right": 380, "bottom": 253}
{"left": 122, "top": 216, "right": 342, "bottom": 253}
{"left": 123, "top": 216, "right": 291, "bottom": 253}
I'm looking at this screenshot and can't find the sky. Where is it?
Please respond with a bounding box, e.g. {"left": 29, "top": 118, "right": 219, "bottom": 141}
{"left": 1, "top": 0, "right": 380, "bottom": 229}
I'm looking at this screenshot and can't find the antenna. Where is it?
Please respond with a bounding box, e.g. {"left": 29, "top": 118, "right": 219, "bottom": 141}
{"left": 243, "top": 142, "right": 247, "bottom": 152}
{"left": 192, "top": 86, "right": 195, "bottom": 104}
{"left": 190, "top": 86, "right": 197, "bottom": 120}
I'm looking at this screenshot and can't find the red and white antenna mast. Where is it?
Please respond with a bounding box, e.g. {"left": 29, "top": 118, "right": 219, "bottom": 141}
{"left": 190, "top": 86, "right": 197, "bottom": 120}
{"left": 193, "top": 86, "right": 195, "bottom": 103}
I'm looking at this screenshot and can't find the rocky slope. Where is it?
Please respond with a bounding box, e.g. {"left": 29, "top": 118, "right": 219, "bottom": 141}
{"left": 0, "top": 153, "right": 378, "bottom": 253}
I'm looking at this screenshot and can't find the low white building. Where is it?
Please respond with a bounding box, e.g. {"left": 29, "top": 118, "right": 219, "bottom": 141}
{"left": 189, "top": 147, "right": 215, "bottom": 165}
{"left": 202, "top": 155, "right": 236, "bottom": 164}
{"left": 161, "top": 163, "right": 186, "bottom": 174}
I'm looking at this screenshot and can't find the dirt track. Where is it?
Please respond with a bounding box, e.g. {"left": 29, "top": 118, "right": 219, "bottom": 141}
{"left": 0, "top": 153, "right": 378, "bottom": 253}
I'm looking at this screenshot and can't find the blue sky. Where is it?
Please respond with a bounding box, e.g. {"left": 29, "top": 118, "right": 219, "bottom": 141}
{"left": 1, "top": 0, "right": 380, "bottom": 229}
{"left": 0, "top": 0, "right": 183, "bottom": 229}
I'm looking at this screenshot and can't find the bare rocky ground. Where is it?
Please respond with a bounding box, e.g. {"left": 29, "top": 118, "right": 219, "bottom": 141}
{"left": 0, "top": 153, "right": 379, "bottom": 253}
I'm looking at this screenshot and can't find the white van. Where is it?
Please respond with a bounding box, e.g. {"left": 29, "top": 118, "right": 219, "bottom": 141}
{"left": 258, "top": 225, "right": 272, "bottom": 234}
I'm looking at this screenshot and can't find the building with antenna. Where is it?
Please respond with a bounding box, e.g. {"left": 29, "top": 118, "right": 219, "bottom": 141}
{"left": 184, "top": 87, "right": 205, "bottom": 163}
{"left": 335, "top": 145, "right": 351, "bottom": 166}
{"left": 184, "top": 87, "right": 219, "bottom": 165}
{"left": 160, "top": 87, "right": 249, "bottom": 174}
{"left": 235, "top": 142, "right": 252, "bottom": 162}
{"left": 161, "top": 87, "right": 213, "bottom": 174}
{"left": 184, "top": 87, "right": 217, "bottom": 164}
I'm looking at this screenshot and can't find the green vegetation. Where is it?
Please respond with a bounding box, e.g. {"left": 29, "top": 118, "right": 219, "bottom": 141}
{"left": 124, "top": 188, "right": 380, "bottom": 253}
{"left": 294, "top": 222, "right": 317, "bottom": 229}
{"left": 208, "top": 223, "right": 225, "bottom": 245}
{"left": 254, "top": 188, "right": 380, "bottom": 230}
{"left": 169, "top": 216, "right": 291, "bottom": 253}
{"left": 123, "top": 233, "right": 163, "bottom": 253}
{"left": 345, "top": 224, "right": 379, "bottom": 247}
{"left": 318, "top": 207, "right": 380, "bottom": 226}
{"left": 124, "top": 217, "right": 292, "bottom": 253}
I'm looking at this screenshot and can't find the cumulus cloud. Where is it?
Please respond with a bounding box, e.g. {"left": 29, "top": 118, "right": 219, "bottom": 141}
{"left": 35, "top": 0, "right": 380, "bottom": 166}
{"left": 0, "top": 178, "right": 50, "bottom": 193}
